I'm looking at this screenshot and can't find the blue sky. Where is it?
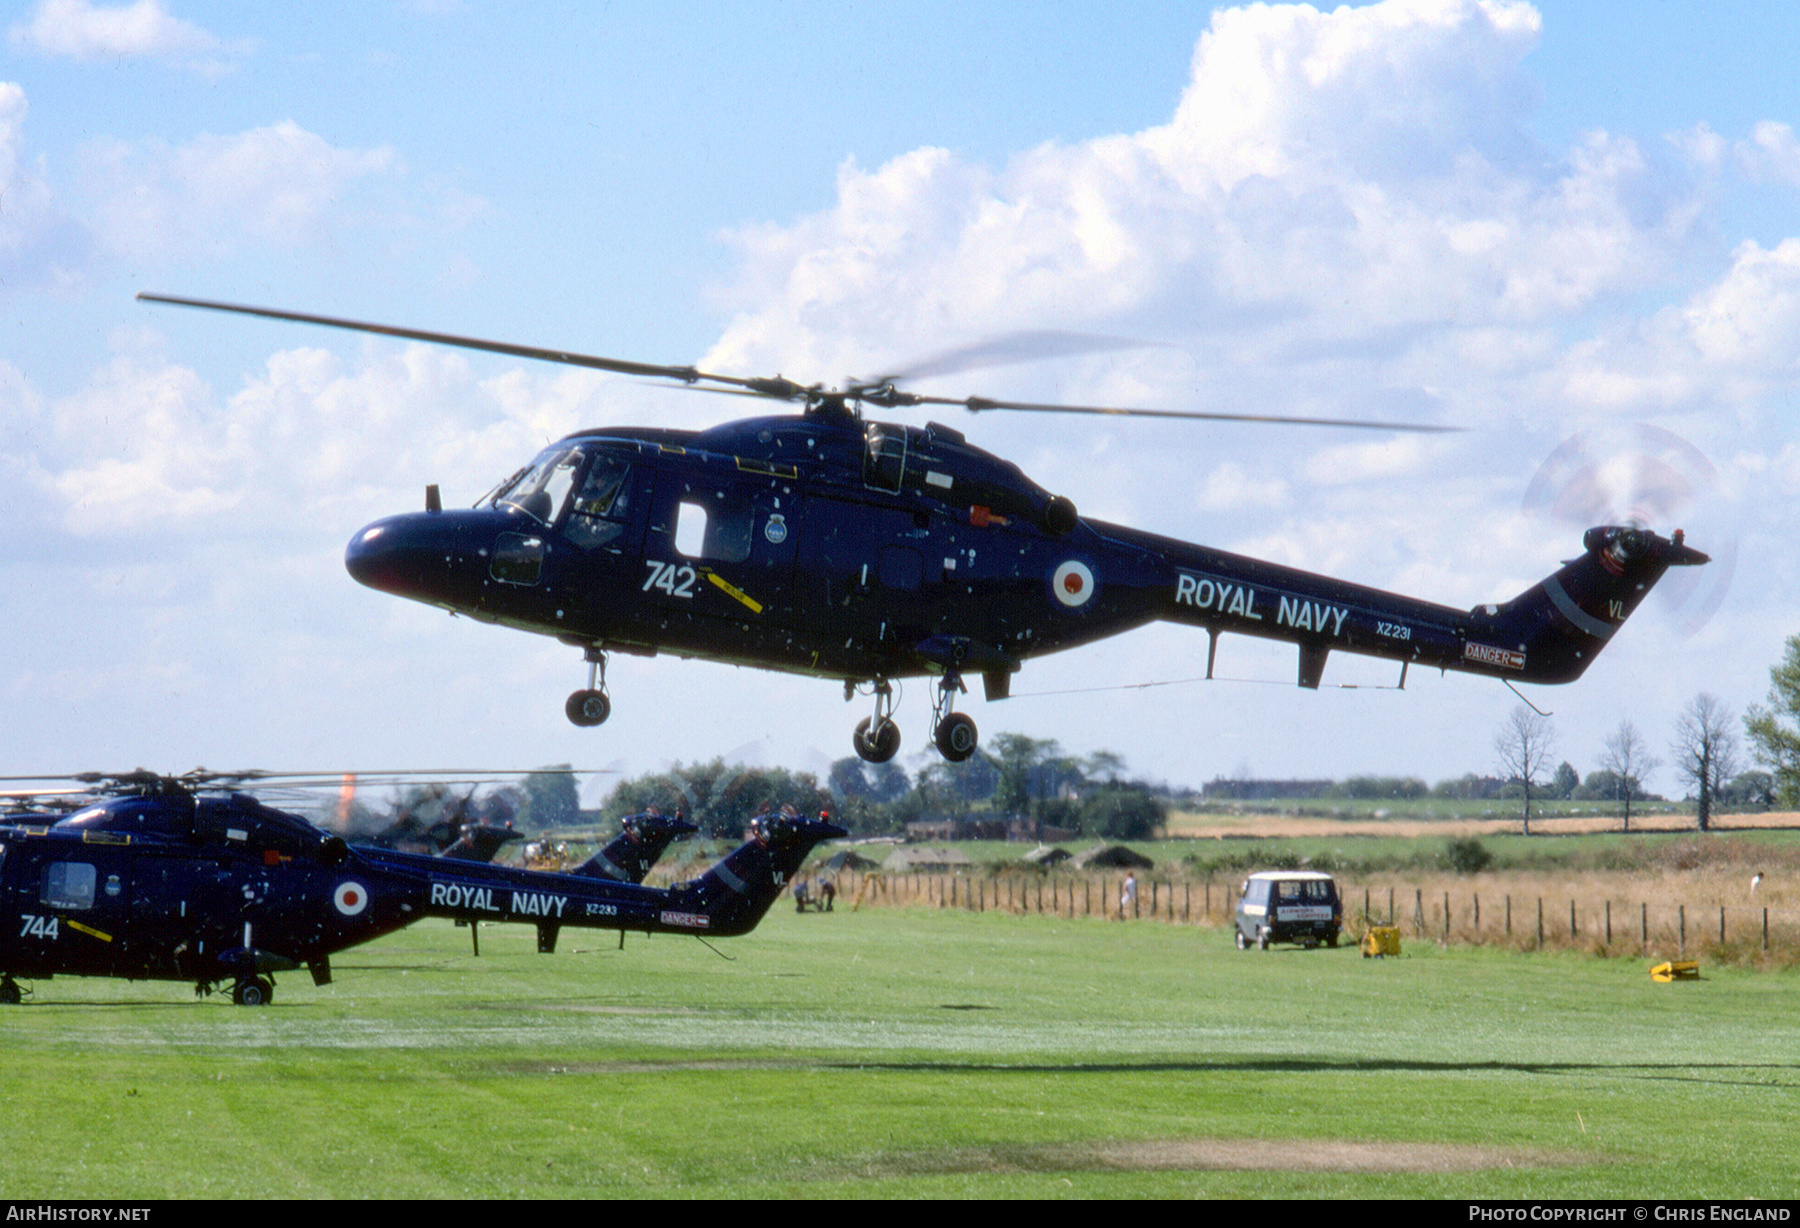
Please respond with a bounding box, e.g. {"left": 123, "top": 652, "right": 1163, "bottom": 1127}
{"left": 4, "top": 1, "right": 1798, "bottom": 803}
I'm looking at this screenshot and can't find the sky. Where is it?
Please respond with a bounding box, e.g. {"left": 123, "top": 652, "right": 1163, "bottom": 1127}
{"left": 4, "top": 0, "right": 1799, "bottom": 805}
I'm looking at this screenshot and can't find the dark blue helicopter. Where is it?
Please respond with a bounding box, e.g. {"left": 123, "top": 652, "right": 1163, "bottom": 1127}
{"left": 139, "top": 295, "right": 1711, "bottom": 767}
{"left": 0, "top": 771, "right": 839, "bottom": 1006}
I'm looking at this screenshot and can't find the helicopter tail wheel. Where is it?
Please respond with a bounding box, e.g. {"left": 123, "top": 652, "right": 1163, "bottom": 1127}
{"left": 935, "top": 712, "right": 979, "bottom": 762}
{"left": 232, "top": 976, "right": 274, "bottom": 1007}
{"left": 565, "top": 689, "right": 611, "bottom": 727}
{"left": 854, "top": 717, "right": 902, "bottom": 764}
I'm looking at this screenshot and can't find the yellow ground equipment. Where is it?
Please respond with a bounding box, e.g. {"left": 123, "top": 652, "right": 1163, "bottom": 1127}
{"left": 1361, "top": 925, "right": 1401, "bottom": 958}
{"left": 1650, "top": 960, "right": 1700, "bottom": 982}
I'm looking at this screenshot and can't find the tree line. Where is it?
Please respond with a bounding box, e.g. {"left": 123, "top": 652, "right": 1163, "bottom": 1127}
{"left": 1491, "top": 628, "right": 1800, "bottom": 833}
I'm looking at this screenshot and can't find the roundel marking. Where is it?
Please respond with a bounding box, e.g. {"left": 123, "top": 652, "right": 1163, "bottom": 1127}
{"left": 333, "top": 881, "right": 370, "bottom": 917}
{"left": 1051, "top": 560, "right": 1095, "bottom": 609}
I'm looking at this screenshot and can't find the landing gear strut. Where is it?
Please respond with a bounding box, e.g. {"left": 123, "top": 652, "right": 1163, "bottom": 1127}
{"left": 566, "top": 646, "right": 610, "bottom": 727}
{"left": 931, "top": 674, "right": 978, "bottom": 762}
{"left": 853, "top": 680, "right": 901, "bottom": 763}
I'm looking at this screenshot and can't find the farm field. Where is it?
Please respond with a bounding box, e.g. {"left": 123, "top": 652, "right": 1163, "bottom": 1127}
{"left": 2, "top": 903, "right": 1795, "bottom": 1199}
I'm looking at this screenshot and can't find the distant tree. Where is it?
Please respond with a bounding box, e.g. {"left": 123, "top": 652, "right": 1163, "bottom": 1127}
{"left": 519, "top": 766, "right": 580, "bottom": 831}
{"left": 1494, "top": 707, "right": 1556, "bottom": 835}
{"left": 830, "top": 758, "right": 915, "bottom": 811}
{"left": 1551, "top": 761, "right": 1580, "bottom": 800}
{"left": 1723, "top": 771, "right": 1774, "bottom": 810}
{"left": 603, "top": 759, "right": 831, "bottom": 837}
{"left": 1445, "top": 837, "right": 1493, "bottom": 875}
{"left": 1597, "top": 719, "right": 1659, "bottom": 833}
{"left": 1745, "top": 633, "right": 1800, "bottom": 808}
{"left": 1672, "top": 694, "right": 1739, "bottom": 833}
{"left": 989, "top": 733, "right": 1061, "bottom": 816}
{"left": 1077, "top": 783, "right": 1167, "bottom": 841}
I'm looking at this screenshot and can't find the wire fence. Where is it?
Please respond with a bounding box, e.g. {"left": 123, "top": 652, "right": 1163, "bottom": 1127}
{"left": 842, "top": 870, "right": 1798, "bottom": 965}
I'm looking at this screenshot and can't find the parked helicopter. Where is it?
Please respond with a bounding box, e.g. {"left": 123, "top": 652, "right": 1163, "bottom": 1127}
{"left": 139, "top": 294, "right": 1712, "bottom": 766}
{"left": 0, "top": 770, "right": 838, "bottom": 1006}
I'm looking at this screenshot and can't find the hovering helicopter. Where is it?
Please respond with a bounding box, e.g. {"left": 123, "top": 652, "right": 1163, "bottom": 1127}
{"left": 0, "top": 770, "right": 839, "bottom": 1006}
{"left": 139, "top": 294, "right": 1712, "bottom": 766}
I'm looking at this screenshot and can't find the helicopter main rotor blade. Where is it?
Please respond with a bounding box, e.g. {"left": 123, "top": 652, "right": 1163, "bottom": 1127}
{"left": 894, "top": 391, "right": 1462, "bottom": 433}
{"left": 137, "top": 293, "right": 760, "bottom": 390}
{"left": 141, "top": 293, "right": 1455, "bottom": 431}
{"left": 865, "top": 330, "right": 1154, "bottom": 387}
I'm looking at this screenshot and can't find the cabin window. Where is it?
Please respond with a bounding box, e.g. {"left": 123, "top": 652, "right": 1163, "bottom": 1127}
{"left": 42, "top": 862, "right": 97, "bottom": 910}
{"left": 672, "top": 486, "right": 754, "bottom": 563}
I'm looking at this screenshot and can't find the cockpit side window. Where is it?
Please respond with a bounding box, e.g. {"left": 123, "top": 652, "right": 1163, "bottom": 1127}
{"left": 564, "top": 454, "right": 634, "bottom": 549}
{"left": 864, "top": 424, "right": 907, "bottom": 493}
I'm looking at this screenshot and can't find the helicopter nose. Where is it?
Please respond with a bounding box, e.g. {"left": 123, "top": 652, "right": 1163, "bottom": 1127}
{"left": 346, "top": 513, "right": 484, "bottom": 605}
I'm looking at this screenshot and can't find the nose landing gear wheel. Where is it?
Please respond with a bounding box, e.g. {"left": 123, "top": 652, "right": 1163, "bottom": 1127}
{"left": 1235, "top": 929, "right": 1248, "bottom": 951}
{"left": 565, "top": 689, "right": 611, "bottom": 727}
{"left": 232, "top": 976, "right": 273, "bottom": 1006}
{"left": 854, "top": 717, "right": 901, "bottom": 763}
{"left": 935, "top": 712, "right": 978, "bottom": 761}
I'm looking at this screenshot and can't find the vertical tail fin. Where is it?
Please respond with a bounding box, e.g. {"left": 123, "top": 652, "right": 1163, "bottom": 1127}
{"left": 669, "top": 813, "right": 847, "bottom": 936}
{"left": 1473, "top": 526, "right": 1709, "bottom": 684}
{"left": 572, "top": 812, "right": 698, "bottom": 883}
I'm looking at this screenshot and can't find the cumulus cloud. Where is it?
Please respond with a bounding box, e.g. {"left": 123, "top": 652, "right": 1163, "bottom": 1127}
{"left": 19, "top": 335, "right": 622, "bottom": 541}
{"left": 9, "top": 0, "right": 235, "bottom": 69}
{"left": 1553, "top": 238, "right": 1800, "bottom": 413}
{"left": 0, "top": 83, "right": 90, "bottom": 288}
{"left": 707, "top": 0, "right": 1694, "bottom": 398}
{"left": 82, "top": 122, "right": 398, "bottom": 260}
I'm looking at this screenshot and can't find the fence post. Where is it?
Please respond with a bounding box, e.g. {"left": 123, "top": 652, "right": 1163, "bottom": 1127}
{"left": 1506, "top": 894, "right": 1512, "bottom": 936}
{"left": 1679, "top": 904, "right": 1686, "bottom": 954}
{"left": 1474, "top": 892, "right": 1480, "bottom": 933}
{"left": 1764, "top": 907, "right": 1770, "bottom": 951}
{"left": 1641, "top": 901, "right": 1648, "bottom": 953}
{"left": 1389, "top": 887, "right": 1396, "bottom": 925}
{"left": 1442, "top": 891, "right": 1450, "bottom": 947}
{"left": 1570, "top": 899, "right": 1577, "bottom": 940}
{"left": 1364, "top": 888, "right": 1371, "bottom": 926}
{"left": 1720, "top": 907, "right": 1726, "bottom": 945}
{"left": 1536, "top": 897, "right": 1544, "bottom": 949}
{"left": 1605, "top": 900, "right": 1612, "bottom": 946}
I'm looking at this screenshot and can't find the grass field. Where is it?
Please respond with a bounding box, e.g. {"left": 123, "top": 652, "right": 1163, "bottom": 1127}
{"left": 3, "top": 903, "right": 1796, "bottom": 1199}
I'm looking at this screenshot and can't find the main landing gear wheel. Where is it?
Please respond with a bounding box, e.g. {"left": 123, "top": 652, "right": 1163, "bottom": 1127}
{"left": 232, "top": 976, "right": 273, "bottom": 1007}
{"left": 854, "top": 717, "right": 901, "bottom": 764}
{"left": 935, "top": 712, "right": 978, "bottom": 761}
{"left": 1258, "top": 928, "right": 1270, "bottom": 950}
{"left": 0, "top": 977, "right": 21, "bottom": 1005}
{"left": 566, "top": 645, "right": 610, "bottom": 727}
{"left": 565, "top": 689, "right": 610, "bottom": 727}
{"left": 1235, "top": 929, "right": 1249, "bottom": 951}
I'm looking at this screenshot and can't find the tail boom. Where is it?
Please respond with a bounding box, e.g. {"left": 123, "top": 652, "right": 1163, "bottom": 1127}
{"left": 1128, "top": 523, "right": 1706, "bottom": 688}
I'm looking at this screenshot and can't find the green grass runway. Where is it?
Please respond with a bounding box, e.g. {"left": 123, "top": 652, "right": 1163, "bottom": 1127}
{"left": 3, "top": 906, "right": 1796, "bottom": 1198}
